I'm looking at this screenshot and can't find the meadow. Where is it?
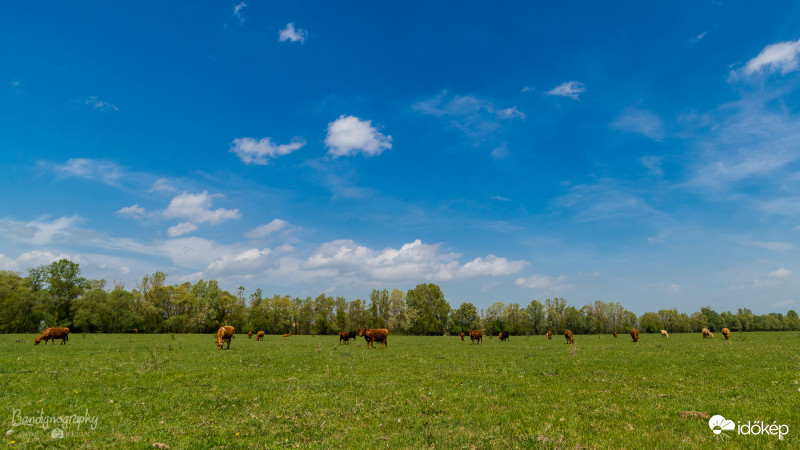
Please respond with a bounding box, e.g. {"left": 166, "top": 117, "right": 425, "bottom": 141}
{"left": 1, "top": 331, "right": 798, "bottom": 449}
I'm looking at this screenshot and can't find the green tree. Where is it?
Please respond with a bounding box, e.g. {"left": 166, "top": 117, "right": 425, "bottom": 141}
{"left": 0, "top": 271, "right": 38, "bottom": 332}
{"left": 525, "top": 300, "right": 546, "bottom": 334}
{"left": 449, "top": 302, "right": 481, "bottom": 334}
{"left": 407, "top": 283, "right": 450, "bottom": 335}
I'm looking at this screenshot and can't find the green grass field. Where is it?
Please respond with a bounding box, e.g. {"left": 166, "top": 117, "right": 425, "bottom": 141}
{"left": 2, "top": 331, "right": 798, "bottom": 448}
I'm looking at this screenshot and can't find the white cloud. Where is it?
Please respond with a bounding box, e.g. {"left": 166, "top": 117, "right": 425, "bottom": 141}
{"left": 0, "top": 253, "right": 18, "bottom": 271}
{"left": 233, "top": 2, "right": 246, "bottom": 22}
{"left": 167, "top": 222, "right": 198, "bottom": 237}
{"left": 741, "top": 39, "right": 800, "bottom": 77}
{"left": 230, "top": 137, "right": 305, "bottom": 165}
{"left": 0, "top": 216, "right": 84, "bottom": 245}
{"left": 514, "top": 274, "right": 573, "bottom": 292}
{"left": 612, "top": 107, "right": 666, "bottom": 141}
{"left": 245, "top": 219, "right": 289, "bottom": 238}
{"left": 206, "top": 248, "right": 274, "bottom": 276}
{"left": 544, "top": 81, "right": 585, "bottom": 100}
{"left": 553, "top": 179, "right": 656, "bottom": 223}
{"left": 325, "top": 115, "right": 392, "bottom": 158}
{"left": 116, "top": 204, "right": 146, "bottom": 219}
{"left": 412, "top": 91, "right": 524, "bottom": 143}
{"left": 768, "top": 267, "right": 792, "bottom": 278}
{"left": 84, "top": 96, "right": 119, "bottom": 112}
{"left": 640, "top": 156, "right": 664, "bottom": 176}
{"left": 491, "top": 145, "right": 510, "bottom": 160}
{"left": 304, "top": 239, "right": 526, "bottom": 283}
{"left": 149, "top": 178, "right": 177, "bottom": 193}
{"left": 50, "top": 158, "right": 123, "bottom": 185}
{"left": 163, "top": 191, "right": 241, "bottom": 225}
{"left": 279, "top": 23, "right": 307, "bottom": 43}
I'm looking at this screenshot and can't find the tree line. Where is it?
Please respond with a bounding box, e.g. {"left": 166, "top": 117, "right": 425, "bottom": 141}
{"left": 1, "top": 259, "right": 798, "bottom": 335}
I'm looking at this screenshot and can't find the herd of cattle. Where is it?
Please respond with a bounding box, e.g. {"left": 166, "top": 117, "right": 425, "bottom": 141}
{"left": 31, "top": 325, "right": 735, "bottom": 349}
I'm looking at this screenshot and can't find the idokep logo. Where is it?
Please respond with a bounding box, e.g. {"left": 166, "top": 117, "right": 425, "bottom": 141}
{"left": 709, "top": 415, "right": 789, "bottom": 441}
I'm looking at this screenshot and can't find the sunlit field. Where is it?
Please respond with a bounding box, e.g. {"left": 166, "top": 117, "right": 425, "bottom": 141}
{"left": 2, "top": 331, "right": 798, "bottom": 448}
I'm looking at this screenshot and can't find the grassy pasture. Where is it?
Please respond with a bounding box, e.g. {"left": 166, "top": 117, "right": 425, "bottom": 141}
{"left": 1, "top": 331, "right": 799, "bottom": 449}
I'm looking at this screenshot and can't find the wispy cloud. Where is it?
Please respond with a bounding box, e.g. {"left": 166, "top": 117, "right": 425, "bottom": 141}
{"left": 232, "top": 2, "right": 247, "bottom": 23}
{"left": 49, "top": 158, "right": 124, "bottom": 186}
{"left": 325, "top": 115, "right": 392, "bottom": 158}
{"left": 230, "top": 137, "right": 306, "bottom": 165}
{"left": 245, "top": 219, "right": 290, "bottom": 238}
{"left": 279, "top": 23, "right": 307, "bottom": 43}
{"left": 413, "top": 91, "right": 524, "bottom": 143}
{"left": 611, "top": 107, "right": 666, "bottom": 141}
{"left": 514, "top": 273, "right": 573, "bottom": 292}
{"left": 83, "top": 96, "right": 119, "bottom": 112}
{"left": 544, "top": 81, "right": 586, "bottom": 100}
{"left": 116, "top": 205, "right": 146, "bottom": 219}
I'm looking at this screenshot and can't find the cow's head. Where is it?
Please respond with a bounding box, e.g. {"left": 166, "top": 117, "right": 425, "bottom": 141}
{"left": 358, "top": 328, "right": 366, "bottom": 336}
{"left": 34, "top": 338, "right": 42, "bottom": 345}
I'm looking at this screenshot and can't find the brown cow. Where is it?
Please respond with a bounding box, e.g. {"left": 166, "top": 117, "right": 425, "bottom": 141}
{"left": 546, "top": 331, "right": 552, "bottom": 340}
{"left": 34, "top": 327, "right": 70, "bottom": 345}
{"left": 660, "top": 329, "right": 669, "bottom": 338}
{"left": 256, "top": 331, "right": 265, "bottom": 341}
{"left": 216, "top": 326, "right": 235, "bottom": 350}
{"left": 468, "top": 330, "right": 483, "bottom": 344}
{"left": 499, "top": 331, "right": 510, "bottom": 341}
{"left": 722, "top": 327, "right": 731, "bottom": 340}
{"left": 702, "top": 328, "right": 713, "bottom": 339}
{"left": 133, "top": 329, "right": 139, "bottom": 334}
{"left": 248, "top": 331, "right": 253, "bottom": 339}
{"left": 282, "top": 333, "right": 290, "bottom": 337}
{"left": 630, "top": 328, "right": 639, "bottom": 342}
{"left": 459, "top": 332, "right": 466, "bottom": 341}
{"left": 564, "top": 329, "right": 575, "bottom": 344}
{"left": 359, "top": 328, "right": 389, "bottom": 349}
{"left": 612, "top": 331, "right": 618, "bottom": 338}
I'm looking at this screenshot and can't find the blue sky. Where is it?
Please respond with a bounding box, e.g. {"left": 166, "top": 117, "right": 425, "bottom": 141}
{"left": 3, "top": 1, "right": 800, "bottom": 314}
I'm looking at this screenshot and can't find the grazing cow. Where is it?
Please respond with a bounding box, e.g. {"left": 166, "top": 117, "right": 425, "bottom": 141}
{"left": 359, "top": 328, "right": 389, "bottom": 349}
{"left": 546, "top": 331, "right": 552, "bottom": 340}
{"left": 34, "top": 327, "right": 70, "bottom": 345}
{"left": 216, "top": 326, "right": 235, "bottom": 350}
{"left": 459, "top": 332, "right": 466, "bottom": 341}
{"left": 468, "top": 330, "right": 483, "bottom": 344}
{"left": 248, "top": 331, "right": 253, "bottom": 340}
{"left": 612, "top": 331, "right": 618, "bottom": 338}
{"left": 499, "top": 331, "right": 510, "bottom": 341}
{"left": 722, "top": 327, "right": 731, "bottom": 340}
{"left": 133, "top": 329, "right": 139, "bottom": 334}
{"left": 282, "top": 333, "right": 290, "bottom": 337}
{"left": 702, "top": 328, "right": 713, "bottom": 339}
{"left": 661, "top": 329, "right": 669, "bottom": 338}
{"left": 256, "top": 331, "right": 265, "bottom": 341}
{"left": 564, "top": 329, "right": 575, "bottom": 344}
{"left": 630, "top": 328, "right": 639, "bottom": 343}
{"left": 339, "top": 331, "right": 357, "bottom": 344}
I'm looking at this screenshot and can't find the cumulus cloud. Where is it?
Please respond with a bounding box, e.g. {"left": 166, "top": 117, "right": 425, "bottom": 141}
{"left": 167, "top": 222, "right": 198, "bottom": 237}
{"left": 230, "top": 137, "right": 305, "bottom": 165}
{"left": 116, "top": 204, "right": 146, "bottom": 219}
{"left": 279, "top": 23, "right": 307, "bottom": 43}
{"left": 611, "top": 107, "right": 666, "bottom": 141}
{"left": 740, "top": 38, "right": 800, "bottom": 77}
{"left": 304, "top": 239, "right": 526, "bottom": 283}
{"left": 149, "top": 178, "right": 177, "bottom": 193}
{"left": 325, "top": 115, "right": 392, "bottom": 158}
{"left": 206, "top": 248, "right": 274, "bottom": 276}
{"left": 544, "top": 81, "right": 586, "bottom": 100}
{"left": 163, "top": 191, "right": 241, "bottom": 225}
{"left": 514, "top": 273, "right": 573, "bottom": 292}
{"left": 245, "top": 219, "right": 289, "bottom": 238}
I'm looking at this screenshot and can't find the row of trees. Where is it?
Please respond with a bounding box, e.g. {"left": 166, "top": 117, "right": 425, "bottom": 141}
{"left": 1, "top": 260, "right": 799, "bottom": 334}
